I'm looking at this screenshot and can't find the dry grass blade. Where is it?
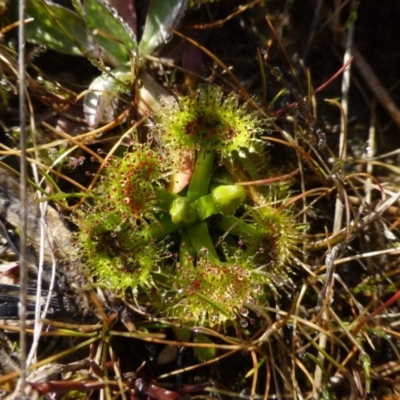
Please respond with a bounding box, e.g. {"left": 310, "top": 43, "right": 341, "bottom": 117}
{"left": 14, "top": 0, "right": 29, "bottom": 397}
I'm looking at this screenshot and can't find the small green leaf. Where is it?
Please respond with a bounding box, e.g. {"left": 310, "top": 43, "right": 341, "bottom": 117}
{"left": 139, "top": 0, "right": 188, "bottom": 55}
{"left": 11, "top": 0, "right": 91, "bottom": 56}
{"left": 83, "top": 0, "right": 137, "bottom": 63}
{"left": 193, "top": 333, "right": 216, "bottom": 362}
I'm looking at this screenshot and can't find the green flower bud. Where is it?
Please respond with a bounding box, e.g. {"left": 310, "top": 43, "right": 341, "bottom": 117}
{"left": 211, "top": 184, "right": 246, "bottom": 215}
{"left": 170, "top": 197, "right": 199, "bottom": 225}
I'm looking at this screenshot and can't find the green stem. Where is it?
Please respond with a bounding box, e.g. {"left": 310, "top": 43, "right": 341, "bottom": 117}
{"left": 195, "top": 194, "right": 218, "bottom": 220}
{"left": 186, "top": 221, "right": 218, "bottom": 262}
{"left": 147, "top": 213, "right": 180, "bottom": 241}
{"left": 187, "top": 148, "right": 214, "bottom": 200}
{"left": 217, "top": 215, "right": 258, "bottom": 242}
{"left": 169, "top": 184, "right": 246, "bottom": 225}
{"left": 153, "top": 186, "right": 179, "bottom": 212}
{"left": 179, "top": 230, "right": 196, "bottom": 267}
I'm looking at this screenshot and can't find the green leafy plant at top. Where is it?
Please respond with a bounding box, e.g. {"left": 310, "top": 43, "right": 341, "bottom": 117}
{"left": 11, "top": 0, "right": 190, "bottom": 126}
{"left": 75, "top": 85, "right": 302, "bottom": 326}
{"left": 14, "top": 0, "right": 187, "bottom": 63}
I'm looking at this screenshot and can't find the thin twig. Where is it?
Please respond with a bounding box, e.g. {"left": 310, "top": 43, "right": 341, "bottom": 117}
{"left": 317, "top": 0, "right": 400, "bottom": 130}
{"left": 333, "top": 16, "right": 354, "bottom": 233}
{"left": 364, "top": 102, "right": 376, "bottom": 205}
{"left": 313, "top": 5, "right": 356, "bottom": 396}
{"left": 352, "top": 46, "right": 400, "bottom": 129}
{"left": 27, "top": 202, "right": 58, "bottom": 366}
{"left": 303, "top": 0, "right": 323, "bottom": 60}
{"left": 15, "top": 0, "right": 28, "bottom": 397}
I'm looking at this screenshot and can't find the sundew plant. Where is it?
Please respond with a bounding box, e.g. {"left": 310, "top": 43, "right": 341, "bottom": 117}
{"left": 75, "top": 85, "right": 301, "bottom": 326}
{"left": 12, "top": 0, "right": 302, "bottom": 326}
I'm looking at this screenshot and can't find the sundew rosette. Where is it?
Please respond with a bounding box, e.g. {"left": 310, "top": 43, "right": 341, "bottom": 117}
{"left": 156, "top": 85, "right": 262, "bottom": 159}
{"left": 72, "top": 94, "right": 302, "bottom": 326}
